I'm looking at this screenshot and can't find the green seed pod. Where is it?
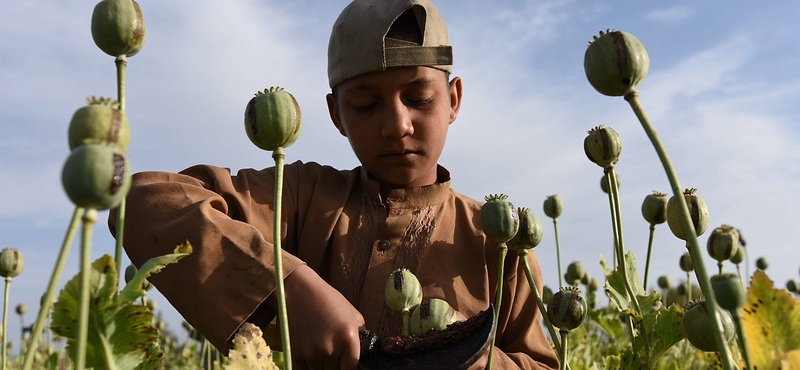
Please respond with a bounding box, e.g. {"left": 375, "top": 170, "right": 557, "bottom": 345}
{"left": 657, "top": 275, "right": 671, "bottom": 290}
{"left": 787, "top": 280, "right": 798, "bottom": 293}
{"left": 587, "top": 295, "right": 598, "bottom": 310}
{"left": 584, "top": 125, "right": 622, "bottom": 168}
{"left": 564, "top": 273, "right": 580, "bottom": 287}
{"left": 124, "top": 264, "right": 152, "bottom": 291}
{"left": 711, "top": 273, "right": 746, "bottom": 311}
{"left": 676, "top": 283, "right": 687, "bottom": 296}
{"left": 15, "top": 304, "right": 27, "bottom": 316}
{"left": 706, "top": 225, "right": 739, "bottom": 262}
{"left": 543, "top": 195, "right": 563, "bottom": 219}
{"left": 584, "top": 29, "right": 650, "bottom": 97}
{"left": 600, "top": 173, "right": 619, "bottom": 194}
{"left": 566, "top": 261, "right": 586, "bottom": 285}
{"left": 408, "top": 298, "right": 457, "bottom": 335}
{"left": 542, "top": 286, "right": 553, "bottom": 304}
{"left": 146, "top": 299, "right": 157, "bottom": 311}
{"left": 68, "top": 97, "right": 130, "bottom": 152}
{"left": 756, "top": 257, "right": 768, "bottom": 271}
{"left": 641, "top": 191, "right": 668, "bottom": 225}
{"left": 384, "top": 268, "right": 423, "bottom": 314}
{"left": 480, "top": 194, "right": 519, "bottom": 243}
{"left": 91, "top": 0, "right": 146, "bottom": 57}
{"left": 679, "top": 252, "right": 693, "bottom": 272}
{"left": 156, "top": 320, "right": 165, "bottom": 331}
{"left": 61, "top": 144, "right": 131, "bottom": 210}
{"left": 667, "top": 188, "right": 710, "bottom": 241}
{"left": 587, "top": 277, "right": 600, "bottom": 292}
{"left": 0, "top": 248, "right": 24, "bottom": 278}
{"left": 507, "top": 207, "right": 543, "bottom": 252}
{"left": 245, "top": 87, "right": 302, "bottom": 151}
{"left": 681, "top": 300, "right": 735, "bottom": 352}
{"left": 124, "top": 264, "right": 136, "bottom": 283}
{"left": 729, "top": 244, "right": 745, "bottom": 264}
{"left": 547, "top": 287, "right": 587, "bottom": 331}
{"left": 580, "top": 274, "right": 591, "bottom": 286}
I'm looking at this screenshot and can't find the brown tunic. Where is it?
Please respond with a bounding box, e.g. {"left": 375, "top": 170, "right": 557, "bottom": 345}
{"left": 112, "top": 161, "right": 558, "bottom": 369}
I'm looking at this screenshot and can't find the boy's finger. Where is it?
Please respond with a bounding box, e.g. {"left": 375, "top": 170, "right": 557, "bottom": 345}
{"left": 338, "top": 342, "right": 360, "bottom": 370}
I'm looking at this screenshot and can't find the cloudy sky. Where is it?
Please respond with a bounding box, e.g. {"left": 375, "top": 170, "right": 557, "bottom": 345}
{"left": 1, "top": 0, "right": 799, "bottom": 349}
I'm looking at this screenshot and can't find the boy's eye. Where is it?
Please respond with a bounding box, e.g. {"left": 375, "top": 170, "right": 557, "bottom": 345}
{"left": 353, "top": 102, "right": 378, "bottom": 113}
{"left": 407, "top": 97, "right": 433, "bottom": 107}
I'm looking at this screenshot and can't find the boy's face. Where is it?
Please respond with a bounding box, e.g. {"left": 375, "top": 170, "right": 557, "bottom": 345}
{"left": 327, "top": 66, "right": 462, "bottom": 189}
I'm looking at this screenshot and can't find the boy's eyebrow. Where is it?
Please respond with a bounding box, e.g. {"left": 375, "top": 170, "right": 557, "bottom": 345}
{"left": 342, "top": 77, "right": 439, "bottom": 94}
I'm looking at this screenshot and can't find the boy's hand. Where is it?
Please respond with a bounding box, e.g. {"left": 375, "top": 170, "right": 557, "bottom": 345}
{"left": 274, "top": 265, "right": 365, "bottom": 370}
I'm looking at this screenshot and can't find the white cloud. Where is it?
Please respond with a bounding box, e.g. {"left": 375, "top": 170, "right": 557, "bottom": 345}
{"left": 645, "top": 5, "right": 696, "bottom": 23}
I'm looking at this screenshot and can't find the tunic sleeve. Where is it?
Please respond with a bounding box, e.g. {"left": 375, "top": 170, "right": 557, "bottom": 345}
{"left": 109, "top": 163, "right": 307, "bottom": 352}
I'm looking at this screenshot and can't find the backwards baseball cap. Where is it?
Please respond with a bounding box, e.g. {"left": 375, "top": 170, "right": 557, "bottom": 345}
{"left": 327, "top": 0, "right": 453, "bottom": 88}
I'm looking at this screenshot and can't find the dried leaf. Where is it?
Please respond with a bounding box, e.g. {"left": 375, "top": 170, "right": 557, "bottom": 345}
{"left": 741, "top": 270, "right": 800, "bottom": 369}
{"left": 226, "top": 323, "right": 280, "bottom": 370}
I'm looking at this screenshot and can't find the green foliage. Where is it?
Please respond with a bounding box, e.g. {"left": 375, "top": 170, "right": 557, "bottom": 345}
{"left": 600, "top": 252, "right": 685, "bottom": 368}
{"left": 51, "top": 255, "right": 158, "bottom": 369}
{"left": 119, "top": 241, "right": 192, "bottom": 303}
{"left": 49, "top": 243, "right": 191, "bottom": 370}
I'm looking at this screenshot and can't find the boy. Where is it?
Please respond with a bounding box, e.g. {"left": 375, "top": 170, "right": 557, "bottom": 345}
{"left": 113, "top": 0, "right": 559, "bottom": 368}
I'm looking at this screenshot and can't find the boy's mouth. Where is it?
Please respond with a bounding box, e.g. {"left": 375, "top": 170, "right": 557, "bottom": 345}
{"left": 382, "top": 148, "right": 419, "bottom": 158}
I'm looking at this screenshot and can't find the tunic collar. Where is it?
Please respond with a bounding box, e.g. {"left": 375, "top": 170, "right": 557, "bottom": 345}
{"left": 360, "top": 166, "right": 452, "bottom": 208}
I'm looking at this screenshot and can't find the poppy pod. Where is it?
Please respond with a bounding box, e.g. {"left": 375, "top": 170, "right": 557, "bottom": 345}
{"left": 91, "top": 0, "right": 146, "bottom": 57}
{"left": 480, "top": 194, "right": 519, "bottom": 244}
{"left": 507, "top": 207, "right": 543, "bottom": 252}
{"left": 245, "top": 87, "right": 303, "bottom": 151}
{"left": 584, "top": 29, "right": 650, "bottom": 97}
{"left": 584, "top": 125, "right": 622, "bottom": 168}
{"left": 0, "top": 249, "right": 24, "bottom": 278}
{"left": 667, "top": 188, "right": 710, "bottom": 241}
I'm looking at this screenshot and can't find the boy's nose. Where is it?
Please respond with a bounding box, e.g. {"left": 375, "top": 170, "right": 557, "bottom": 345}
{"left": 381, "top": 103, "right": 414, "bottom": 138}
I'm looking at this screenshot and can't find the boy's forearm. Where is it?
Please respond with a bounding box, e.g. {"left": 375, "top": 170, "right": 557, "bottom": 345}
{"left": 114, "top": 166, "right": 306, "bottom": 353}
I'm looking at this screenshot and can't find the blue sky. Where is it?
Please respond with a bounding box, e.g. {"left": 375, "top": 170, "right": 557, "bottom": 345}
{"left": 1, "top": 0, "right": 799, "bottom": 349}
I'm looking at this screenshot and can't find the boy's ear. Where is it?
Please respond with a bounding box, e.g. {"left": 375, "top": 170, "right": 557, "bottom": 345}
{"left": 326, "top": 93, "right": 348, "bottom": 137}
{"left": 448, "top": 76, "right": 463, "bottom": 124}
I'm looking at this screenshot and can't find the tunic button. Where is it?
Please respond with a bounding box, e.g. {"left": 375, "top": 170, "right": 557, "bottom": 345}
{"left": 378, "top": 240, "right": 391, "bottom": 251}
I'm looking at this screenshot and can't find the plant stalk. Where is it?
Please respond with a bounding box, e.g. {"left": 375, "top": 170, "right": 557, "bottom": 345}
{"left": 402, "top": 310, "right": 410, "bottom": 336}
{"left": 114, "top": 54, "right": 127, "bottom": 286}
{"left": 272, "top": 148, "right": 292, "bottom": 370}
{"left": 626, "top": 315, "right": 638, "bottom": 354}
{"left": 644, "top": 223, "right": 655, "bottom": 290}
{"left": 731, "top": 311, "right": 752, "bottom": 370}
{"left": 603, "top": 171, "right": 621, "bottom": 269}
{"left": 486, "top": 243, "right": 508, "bottom": 370}
{"left": 559, "top": 329, "right": 569, "bottom": 370}
{"left": 76, "top": 209, "right": 98, "bottom": 370}
{"left": 2, "top": 277, "right": 10, "bottom": 370}
{"left": 519, "top": 251, "right": 563, "bottom": 356}
{"left": 625, "top": 91, "right": 736, "bottom": 369}
{"left": 553, "top": 220, "right": 563, "bottom": 287}
{"left": 21, "top": 207, "right": 84, "bottom": 370}
{"left": 608, "top": 167, "right": 650, "bottom": 354}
